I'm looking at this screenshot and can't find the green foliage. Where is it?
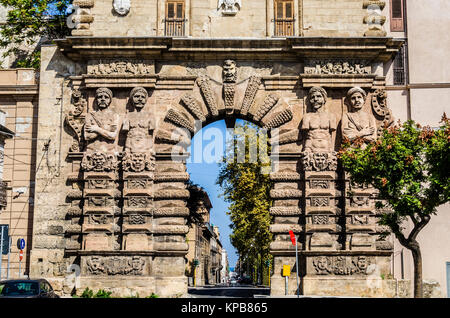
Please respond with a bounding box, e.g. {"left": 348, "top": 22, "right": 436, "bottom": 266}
{"left": 146, "top": 293, "right": 159, "bottom": 298}
{"left": 94, "top": 289, "right": 112, "bottom": 298}
{"left": 339, "top": 115, "right": 450, "bottom": 296}
{"left": 216, "top": 122, "right": 272, "bottom": 278}
{"left": 0, "top": 0, "right": 72, "bottom": 68}
{"left": 80, "top": 287, "right": 94, "bottom": 298}
{"left": 339, "top": 116, "right": 450, "bottom": 229}
{"left": 80, "top": 287, "right": 112, "bottom": 298}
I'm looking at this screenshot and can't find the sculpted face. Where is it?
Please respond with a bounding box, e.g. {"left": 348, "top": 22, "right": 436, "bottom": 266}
{"left": 96, "top": 91, "right": 112, "bottom": 109}
{"left": 223, "top": 60, "right": 237, "bottom": 83}
{"left": 350, "top": 92, "right": 365, "bottom": 111}
{"left": 309, "top": 91, "right": 325, "bottom": 111}
{"left": 132, "top": 90, "right": 147, "bottom": 110}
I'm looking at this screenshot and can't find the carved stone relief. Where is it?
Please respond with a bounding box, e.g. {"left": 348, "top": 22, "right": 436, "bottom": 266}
{"left": 218, "top": 0, "right": 242, "bottom": 16}
{"left": 86, "top": 256, "right": 146, "bottom": 275}
{"left": 66, "top": 89, "right": 87, "bottom": 152}
{"left": 122, "top": 87, "right": 155, "bottom": 172}
{"left": 312, "top": 256, "right": 373, "bottom": 275}
{"left": 304, "top": 61, "right": 371, "bottom": 75}
{"left": 342, "top": 87, "right": 377, "bottom": 148}
{"left": 223, "top": 60, "right": 237, "bottom": 115}
{"left": 87, "top": 60, "right": 154, "bottom": 75}
{"left": 113, "top": 0, "right": 131, "bottom": 16}
{"left": 301, "top": 86, "right": 336, "bottom": 153}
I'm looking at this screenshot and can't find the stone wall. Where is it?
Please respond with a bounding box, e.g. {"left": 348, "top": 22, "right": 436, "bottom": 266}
{"left": 82, "top": 0, "right": 387, "bottom": 38}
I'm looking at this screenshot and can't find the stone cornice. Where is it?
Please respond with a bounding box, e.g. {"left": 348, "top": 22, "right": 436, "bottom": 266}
{"left": 0, "top": 85, "right": 39, "bottom": 99}
{"left": 55, "top": 37, "right": 402, "bottom": 63}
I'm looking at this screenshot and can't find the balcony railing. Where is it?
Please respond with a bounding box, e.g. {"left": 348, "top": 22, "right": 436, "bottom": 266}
{"left": 274, "top": 18, "right": 295, "bottom": 37}
{"left": 164, "top": 18, "right": 186, "bottom": 37}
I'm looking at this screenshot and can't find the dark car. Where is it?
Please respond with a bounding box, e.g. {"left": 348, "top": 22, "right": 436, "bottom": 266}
{"left": 0, "top": 279, "right": 59, "bottom": 298}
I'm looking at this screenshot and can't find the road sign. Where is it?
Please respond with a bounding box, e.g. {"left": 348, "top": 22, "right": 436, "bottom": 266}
{"left": 19, "top": 250, "right": 23, "bottom": 261}
{"left": 282, "top": 265, "right": 291, "bottom": 277}
{"left": 289, "top": 230, "right": 296, "bottom": 245}
{"left": 17, "top": 238, "right": 25, "bottom": 250}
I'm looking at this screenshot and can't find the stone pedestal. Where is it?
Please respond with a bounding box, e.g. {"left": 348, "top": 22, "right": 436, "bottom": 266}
{"left": 82, "top": 171, "right": 119, "bottom": 251}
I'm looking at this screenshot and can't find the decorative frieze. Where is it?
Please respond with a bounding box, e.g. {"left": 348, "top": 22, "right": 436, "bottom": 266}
{"left": 86, "top": 256, "right": 146, "bottom": 276}
{"left": 87, "top": 60, "right": 154, "bottom": 76}
{"left": 304, "top": 61, "right": 371, "bottom": 75}
{"left": 311, "top": 256, "right": 374, "bottom": 275}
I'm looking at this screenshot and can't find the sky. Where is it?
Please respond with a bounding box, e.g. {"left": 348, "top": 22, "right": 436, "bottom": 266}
{"left": 186, "top": 119, "right": 239, "bottom": 268}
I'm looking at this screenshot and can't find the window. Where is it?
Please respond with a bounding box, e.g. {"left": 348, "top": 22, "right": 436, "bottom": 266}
{"left": 393, "top": 42, "right": 407, "bottom": 85}
{"left": 165, "top": 1, "right": 185, "bottom": 37}
{"left": 274, "top": 0, "right": 294, "bottom": 36}
{"left": 390, "top": 0, "right": 405, "bottom": 32}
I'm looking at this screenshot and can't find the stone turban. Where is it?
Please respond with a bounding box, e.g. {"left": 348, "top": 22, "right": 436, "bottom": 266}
{"left": 346, "top": 87, "right": 367, "bottom": 100}
{"left": 95, "top": 87, "right": 113, "bottom": 99}
{"left": 308, "top": 86, "right": 328, "bottom": 102}
{"left": 130, "top": 87, "right": 148, "bottom": 99}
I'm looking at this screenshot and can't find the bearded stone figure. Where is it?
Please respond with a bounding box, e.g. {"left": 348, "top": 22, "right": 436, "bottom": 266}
{"left": 122, "top": 87, "right": 155, "bottom": 172}
{"left": 342, "top": 87, "right": 377, "bottom": 148}
{"left": 301, "top": 86, "right": 337, "bottom": 153}
{"left": 82, "top": 87, "right": 120, "bottom": 171}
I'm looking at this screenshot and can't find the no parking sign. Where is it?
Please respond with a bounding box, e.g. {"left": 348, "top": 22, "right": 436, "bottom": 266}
{"left": 17, "top": 238, "right": 25, "bottom": 250}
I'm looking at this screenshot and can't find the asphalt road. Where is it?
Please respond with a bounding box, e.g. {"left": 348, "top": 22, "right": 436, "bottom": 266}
{"left": 188, "top": 285, "right": 270, "bottom": 298}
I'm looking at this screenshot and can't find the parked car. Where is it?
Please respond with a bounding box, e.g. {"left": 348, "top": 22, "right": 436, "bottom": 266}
{"left": 0, "top": 279, "right": 59, "bottom": 298}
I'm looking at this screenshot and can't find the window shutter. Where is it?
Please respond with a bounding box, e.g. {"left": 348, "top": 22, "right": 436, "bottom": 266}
{"left": 391, "top": 0, "right": 404, "bottom": 31}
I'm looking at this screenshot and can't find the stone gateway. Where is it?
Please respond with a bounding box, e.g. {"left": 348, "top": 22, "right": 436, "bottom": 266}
{"left": 28, "top": 1, "right": 405, "bottom": 298}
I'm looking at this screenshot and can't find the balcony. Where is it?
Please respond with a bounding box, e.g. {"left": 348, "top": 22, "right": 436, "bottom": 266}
{"left": 164, "top": 19, "right": 186, "bottom": 37}
{"left": 274, "top": 18, "right": 295, "bottom": 37}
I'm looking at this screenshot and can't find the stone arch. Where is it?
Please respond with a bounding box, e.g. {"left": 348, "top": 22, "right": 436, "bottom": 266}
{"left": 152, "top": 69, "right": 301, "bottom": 295}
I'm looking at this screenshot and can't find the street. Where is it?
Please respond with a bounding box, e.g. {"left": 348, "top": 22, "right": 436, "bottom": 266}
{"left": 188, "top": 285, "right": 270, "bottom": 298}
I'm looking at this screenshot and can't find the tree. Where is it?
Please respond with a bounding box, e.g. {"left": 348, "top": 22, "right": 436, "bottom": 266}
{"left": 338, "top": 115, "right": 450, "bottom": 298}
{"left": 0, "top": 0, "right": 72, "bottom": 68}
{"left": 216, "top": 122, "right": 272, "bottom": 284}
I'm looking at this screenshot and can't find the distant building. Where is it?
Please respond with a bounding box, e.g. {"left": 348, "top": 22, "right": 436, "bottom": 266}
{"left": 185, "top": 185, "right": 224, "bottom": 286}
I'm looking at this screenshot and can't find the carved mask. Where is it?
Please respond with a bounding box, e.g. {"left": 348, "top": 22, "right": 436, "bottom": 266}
{"left": 313, "top": 153, "right": 328, "bottom": 170}
{"left": 356, "top": 256, "right": 368, "bottom": 270}
{"left": 113, "top": 0, "right": 131, "bottom": 16}
{"left": 223, "top": 60, "right": 237, "bottom": 83}
{"left": 91, "top": 152, "right": 107, "bottom": 171}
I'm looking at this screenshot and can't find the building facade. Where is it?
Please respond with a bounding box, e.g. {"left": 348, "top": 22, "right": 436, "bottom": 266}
{"left": 185, "top": 184, "right": 224, "bottom": 287}
{"left": 0, "top": 69, "right": 39, "bottom": 279}
{"left": 384, "top": 0, "right": 450, "bottom": 298}
{"left": 0, "top": 0, "right": 443, "bottom": 297}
